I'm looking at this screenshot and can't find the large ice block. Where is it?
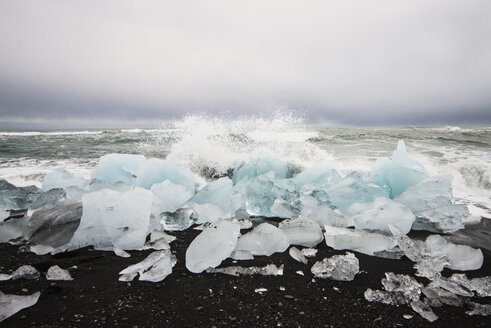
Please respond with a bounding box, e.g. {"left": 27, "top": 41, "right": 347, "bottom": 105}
{"left": 91, "top": 153, "right": 146, "bottom": 185}
{"left": 423, "top": 234, "right": 483, "bottom": 271}
{"left": 29, "top": 188, "right": 67, "bottom": 213}
{"left": 135, "top": 158, "right": 196, "bottom": 191}
{"left": 151, "top": 180, "right": 194, "bottom": 215}
{"left": 0, "top": 179, "right": 40, "bottom": 212}
{"left": 307, "top": 206, "right": 351, "bottom": 228}
{"left": 185, "top": 220, "right": 241, "bottom": 273}
{"left": 311, "top": 252, "right": 359, "bottom": 281}
{"left": 278, "top": 218, "right": 323, "bottom": 247}
{"left": 293, "top": 164, "right": 341, "bottom": 190}
{"left": 324, "top": 225, "right": 396, "bottom": 255}
{"left": 42, "top": 168, "right": 87, "bottom": 191}
{"left": 69, "top": 188, "right": 152, "bottom": 250}
{"left": 185, "top": 177, "right": 232, "bottom": 221}
{"left": 235, "top": 223, "right": 289, "bottom": 256}
{"left": 232, "top": 156, "right": 292, "bottom": 184}
{"left": 395, "top": 175, "right": 468, "bottom": 232}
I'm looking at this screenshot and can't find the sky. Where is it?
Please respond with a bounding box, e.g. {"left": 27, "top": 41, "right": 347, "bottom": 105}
{"left": 0, "top": 0, "right": 490, "bottom": 128}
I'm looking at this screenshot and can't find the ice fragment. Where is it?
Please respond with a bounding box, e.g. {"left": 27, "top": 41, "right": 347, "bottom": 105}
{"left": 311, "top": 252, "right": 359, "bottom": 281}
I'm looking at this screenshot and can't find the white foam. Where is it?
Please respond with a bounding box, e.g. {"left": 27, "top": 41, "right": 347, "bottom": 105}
{"left": 0, "top": 131, "right": 103, "bottom": 136}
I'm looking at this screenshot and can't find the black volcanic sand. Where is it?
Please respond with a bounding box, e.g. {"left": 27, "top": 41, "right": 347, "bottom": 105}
{"left": 1, "top": 227, "right": 490, "bottom": 328}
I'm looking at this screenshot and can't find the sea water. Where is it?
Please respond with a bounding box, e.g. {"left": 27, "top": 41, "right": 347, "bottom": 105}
{"left": 0, "top": 113, "right": 490, "bottom": 221}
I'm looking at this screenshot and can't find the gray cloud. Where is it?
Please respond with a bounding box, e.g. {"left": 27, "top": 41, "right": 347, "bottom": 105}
{"left": 0, "top": 0, "right": 490, "bottom": 127}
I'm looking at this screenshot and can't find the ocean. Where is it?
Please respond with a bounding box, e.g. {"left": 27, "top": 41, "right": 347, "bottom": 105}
{"left": 1, "top": 114, "right": 490, "bottom": 221}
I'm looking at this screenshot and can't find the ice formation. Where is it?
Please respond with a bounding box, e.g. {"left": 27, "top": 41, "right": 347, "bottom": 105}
{"left": 0, "top": 291, "right": 40, "bottom": 323}
{"left": 46, "top": 265, "right": 73, "bottom": 281}
{"left": 0, "top": 179, "right": 40, "bottom": 213}
{"left": 301, "top": 248, "right": 318, "bottom": 257}
{"left": 289, "top": 246, "right": 308, "bottom": 264}
{"left": 278, "top": 218, "right": 323, "bottom": 247}
{"left": 151, "top": 180, "right": 193, "bottom": 217}
{"left": 364, "top": 273, "right": 422, "bottom": 306}
{"left": 185, "top": 220, "right": 241, "bottom": 273}
{"left": 448, "top": 274, "right": 491, "bottom": 297}
{"left": 29, "top": 188, "right": 68, "bottom": 213}
{"left": 410, "top": 301, "right": 438, "bottom": 322}
{"left": 232, "top": 157, "right": 292, "bottom": 184}
{"left": 235, "top": 223, "right": 289, "bottom": 256}
{"left": 90, "top": 153, "right": 146, "bottom": 186}
{"left": 466, "top": 303, "right": 491, "bottom": 316}
{"left": 134, "top": 158, "right": 196, "bottom": 191}
{"left": 69, "top": 188, "right": 152, "bottom": 250}
{"left": 311, "top": 252, "right": 359, "bottom": 281}
{"left": 229, "top": 250, "right": 254, "bottom": 260}
{"left": 206, "top": 264, "right": 284, "bottom": 276}
{"left": 0, "top": 265, "right": 40, "bottom": 281}
{"left": 186, "top": 177, "right": 232, "bottom": 216}
{"left": 292, "top": 163, "right": 341, "bottom": 190}
{"left": 423, "top": 234, "right": 483, "bottom": 271}
{"left": 161, "top": 208, "right": 197, "bottom": 231}
{"left": 42, "top": 168, "right": 86, "bottom": 191}
{"left": 119, "top": 250, "right": 176, "bottom": 282}
{"left": 114, "top": 247, "right": 131, "bottom": 258}
{"left": 307, "top": 206, "right": 350, "bottom": 228}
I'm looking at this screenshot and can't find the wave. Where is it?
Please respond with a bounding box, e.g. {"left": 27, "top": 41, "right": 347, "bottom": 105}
{"left": 0, "top": 130, "right": 103, "bottom": 136}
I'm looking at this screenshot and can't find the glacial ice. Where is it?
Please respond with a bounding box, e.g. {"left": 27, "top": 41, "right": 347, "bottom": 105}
{"left": 350, "top": 197, "right": 415, "bottom": 234}
{"left": 232, "top": 156, "right": 292, "bottom": 184}
{"left": 229, "top": 250, "right": 254, "bottom": 260}
{"left": 46, "top": 265, "right": 73, "bottom": 281}
{"left": 423, "top": 234, "right": 483, "bottom": 271}
{"left": 151, "top": 180, "right": 194, "bottom": 216}
{"left": 119, "top": 249, "right": 177, "bottom": 282}
{"left": 186, "top": 203, "right": 229, "bottom": 224}
{"left": 311, "top": 252, "right": 359, "bottom": 281}
{"left": 206, "top": 264, "right": 284, "bottom": 276}
{"left": 90, "top": 153, "right": 146, "bottom": 186}
{"left": 161, "top": 208, "right": 197, "bottom": 231}
{"left": 371, "top": 140, "right": 428, "bottom": 197}
{"left": 114, "top": 247, "right": 131, "bottom": 258}
{"left": 289, "top": 246, "right": 308, "bottom": 264}
{"left": 42, "top": 168, "right": 87, "bottom": 191}
{"left": 69, "top": 188, "right": 152, "bottom": 250}
{"left": 448, "top": 274, "right": 491, "bottom": 297}
{"left": 29, "top": 188, "right": 68, "bottom": 214}
{"left": 278, "top": 218, "right": 323, "bottom": 247}
{"left": 466, "top": 302, "right": 491, "bottom": 316}
{"left": 235, "top": 223, "right": 289, "bottom": 256}
{"left": 270, "top": 198, "right": 300, "bottom": 218}
{"left": 307, "top": 206, "right": 350, "bottom": 228}
{"left": 148, "top": 230, "right": 176, "bottom": 244}
{"left": 422, "top": 286, "right": 464, "bottom": 307}
{"left": 428, "top": 274, "right": 474, "bottom": 297}
{"left": 364, "top": 273, "right": 422, "bottom": 305}
{"left": 244, "top": 173, "right": 292, "bottom": 216}
{"left": 301, "top": 248, "right": 318, "bottom": 257}
{"left": 395, "top": 175, "right": 468, "bottom": 232}
{"left": 292, "top": 163, "right": 341, "bottom": 190}
{"left": 134, "top": 158, "right": 196, "bottom": 191}
{"left": 185, "top": 220, "right": 241, "bottom": 273}
{"left": 324, "top": 225, "right": 396, "bottom": 255}
{"left": 414, "top": 257, "right": 450, "bottom": 279}
{"left": 0, "top": 291, "right": 40, "bottom": 323}
{"left": 410, "top": 301, "right": 438, "bottom": 322}
{"left": 0, "top": 265, "right": 40, "bottom": 281}
{"left": 0, "top": 216, "right": 28, "bottom": 243}
{"left": 0, "top": 179, "right": 40, "bottom": 212}
{"left": 187, "top": 177, "right": 232, "bottom": 213}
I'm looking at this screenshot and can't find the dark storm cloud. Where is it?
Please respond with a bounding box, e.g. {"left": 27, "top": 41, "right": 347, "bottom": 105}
{"left": 0, "top": 0, "right": 490, "bottom": 127}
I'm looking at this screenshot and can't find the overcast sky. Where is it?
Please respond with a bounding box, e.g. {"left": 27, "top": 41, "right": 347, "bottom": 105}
{"left": 1, "top": 0, "right": 490, "bottom": 128}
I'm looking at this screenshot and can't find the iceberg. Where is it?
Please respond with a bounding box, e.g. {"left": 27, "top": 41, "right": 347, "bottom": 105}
{"left": 42, "top": 168, "right": 86, "bottom": 191}
{"left": 278, "top": 218, "right": 323, "bottom": 247}
{"left": 69, "top": 188, "right": 152, "bottom": 250}
{"left": 134, "top": 158, "right": 195, "bottom": 191}
{"left": 232, "top": 156, "right": 292, "bottom": 184}
{"left": 185, "top": 220, "right": 241, "bottom": 273}
{"left": 119, "top": 249, "right": 176, "bottom": 282}
{"left": 395, "top": 175, "right": 468, "bottom": 232}
{"left": 235, "top": 223, "right": 289, "bottom": 256}
{"left": 46, "top": 265, "right": 73, "bottom": 281}
{"left": 0, "top": 291, "right": 40, "bottom": 323}
{"left": 206, "top": 264, "right": 284, "bottom": 276}
{"left": 311, "top": 252, "right": 359, "bottom": 281}
{"left": 90, "top": 153, "right": 146, "bottom": 186}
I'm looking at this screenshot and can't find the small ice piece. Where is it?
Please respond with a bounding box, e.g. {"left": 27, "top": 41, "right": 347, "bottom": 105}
{"left": 311, "top": 252, "right": 359, "bottom": 281}
{"left": 42, "top": 168, "right": 86, "bottom": 191}
{"left": 301, "top": 248, "right": 318, "bottom": 258}
{"left": 119, "top": 249, "right": 177, "bottom": 282}
{"left": 372, "top": 247, "right": 405, "bottom": 260}
{"left": 134, "top": 158, "right": 196, "bottom": 191}
{"left": 148, "top": 230, "right": 176, "bottom": 244}
{"left": 289, "top": 247, "right": 308, "bottom": 264}
{"left": 422, "top": 286, "right": 463, "bottom": 307}
{"left": 114, "top": 247, "right": 131, "bottom": 258}
{"left": 414, "top": 257, "right": 450, "bottom": 279}
{"left": 142, "top": 238, "right": 170, "bottom": 251}
{"left": 364, "top": 289, "right": 409, "bottom": 305}
{"left": 0, "top": 265, "right": 40, "bottom": 281}
{"left": 185, "top": 220, "right": 241, "bottom": 273}
{"left": 423, "top": 234, "right": 483, "bottom": 271}
{"left": 0, "top": 291, "right": 40, "bottom": 323}
{"left": 466, "top": 302, "right": 491, "bottom": 316}
{"left": 388, "top": 225, "right": 424, "bottom": 262}
{"left": 324, "top": 225, "right": 396, "bottom": 255}
{"left": 403, "top": 314, "right": 413, "bottom": 319}
{"left": 410, "top": 301, "right": 438, "bottom": 322}
{"left": 428, "top": 274, "right": 474, "bottom": 297}
{"left": 351, "top": 197, "right": 415, "bottom": 234}
{"left": 449, "top": 274, "right": 491, "bottom": 297}
{"left": 307, "top": 206, "right": 350, "bottom": 228}
{"left": 69, "top": 188, "right": 152, "bottom": 250}
{"left": 46, "top": 265, "right": 73, "bottom": 281}
{"left": 395, "top": 175, "right": 468, "bottom": 233}
{"left": 207, "top": 264, "right": 284, "bottom": 276}
{"left": 232, "top": 156, "right": 292, "bottom": 184}
{"left": 161, "top": 208, "right": 198, "bottom": 231}
{"left": 229, "top": 250, "right": 254, "bottom": 260}
{"left": 296, "top": 270, "right": 304, "bottom": 276}
{"left": 235, "top": 223, "right": 289, "bottom": 256}
{"left": 279, "top": 218, "right": 323, "bottom": 247}
{"left": 90, "top": 153, "right": 146, "bottom": 186}
{"left": 382, "top": 273, "right": 422, "bottom": 303}
{"left": 151, "top": 180, "right": 194, "bottom": 215}
{"left": 29, "top": 244, "right": 54, "bottom": 255}
{"left": 255, "top": 288, "right": 268, "bottom": 294}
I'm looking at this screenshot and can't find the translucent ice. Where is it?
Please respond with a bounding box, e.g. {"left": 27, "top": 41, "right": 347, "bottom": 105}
{"left": 428, "top": 274, "right": 474, "bottom": 297}
{"left": 301, "top": 248, "right": 318, "bottom": 257}
{"left": 186, "top": 202, "right": 229, "bottom": 224}
{"left": 350, "top": 197, "right": 415, "bottom": 234}
{"left": 46, "top": 265, "right": 73, "bottom": 281}
{"left": 292, "top": 164, "right": 341, "bottom": 190}
{"left": 161, "top": 208, "right": 198, "bottom": 231}
{"left": 311, "top": 252, "right": 359, "bottom": 281}
{"left": 307, "top": 206, "right": 351, "bottom": 228}
{"left": 134, "top": 158, "right": 196, "bottom": 191}
{"left": 395, "top": 175, "right": 468, "bottom": 232}
{"left": 414, "top": 257, "right": 450, "bottom": 279}
{"left": 29, "top": 188, "right": 68, "bottom": 214}
{"left": 448, "top": 274, "right": 491, "bottom": 297}
{"left": 207, "top": 264, "right": 284, "bottom": 276}
{"left": 229, "top": 250, "right": 254, "bottom": 260}
{"left": 364, "top": 272, "right": 422, "bottom": 306}
{"left": 0, "top": 291, "right": 40, "bottom": 323}
{"left": 324, "top": 225, "right": 396, "bottom": 255}
{"left": 232, "top": 156, "right": 292, "bottom": 184}
{"left": 410, "top": 301, "right": 438, "bottom": 322}
{"left": 119, "top": 249, "right": 177, "bottom": 282}
{"left": 422, "top": 286, "right": 464, "bottom": 307}
{"left": 0, "top": 265, "right": 40, "bottom": 281}
{"left": 235, "top": 223, "right": 289, "bottom": 256}
{"left": 364, "top": 289, "right": 409, "bottom": 306}
{"left": 90, "top": 153, "right": 146, "bottom": 186}
{"left": 278, "top": 218, "right": 323, "bottom": 247}
{"left": 42, "top": 168, "right": 86, "bottom": 191}
{"left": 185, "top": 220, "right": 241, "bottom": 273}
{"left": 423, "top": 234, "right": 483, "bottom": 271}
{"left": 0, "top": 216, "right": 28, "bottom": 243}
{"left": 114, "top": 247, "right": 131, "bottom": 258}
{"left": 188, "top": 177, "right": 232, "bottom": 214}
{"left": 151, "top": 180, "right": 194, "bottom": 216}
{"left": 270, "top": 198, "right": 300, "bottom": 218}
{"left": 0, "top": 179, "right": 40, "bottom": 212}
{"left": 466, "top": 302, "right": 491, "bottom": 316}
{"left": 69, "top": 188, "right": 152, "bottom": 250}
{"left": 389, "top": 225, "right": 424, "bottom": 262}
{"left": 148, "top": 230, "right": 176, "bottom": 244}
{"left": 289, "top": 246, "right": 308, "bottom": 264}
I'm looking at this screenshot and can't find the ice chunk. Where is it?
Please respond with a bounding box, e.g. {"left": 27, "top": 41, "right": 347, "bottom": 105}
{"left": 46, "top": 265, "right": 73, "bottom": 281}
{"left": 161, "top": 208, "right": 198, "bottom": 231}
{"left": 278, "top": 218, "right": 323, "bottom": 247}
{"left": 29, "top": 188, "right": 68, "bottom": 214}
{"left": 422, "top": 286, "right": 464, "bottom": 307}
{"left": 69, "top": 188, "right": 152, "bottom": 250}
{"left": 151, "top": 180, "right": 193, "bottom": 216}
{"left": 85, "top": 179, "right": 131, "bottom": 193}
{"left": 148, "top": 230, "right": 176, "bottom": 244}
{"left": 235, "top": 223, "right": 289, "bottom": 256}
{"left": 0, "top": 265, "right": 40, "bottom": 281}
{"left": 0, "top": 179, "right": 41, "bottom": 212}
{"left": 207, "top": 264, "right": 284, "bottom": 276}
{"left": 307, "top": 206, "right": 350, "bottom": 228}
{"left": 428, "top": 274, "right": 474, "bottom": 297}
{"left": 301, "top": 248, "right": 318, "bottom": 257}
{"left": 364, "top": 272, "right": 422, "bottom": 306}
{"left": 90, "top": 153, "right": 146, "bottom": 185}
{"left": 410, "top": 301, "right": 438, "bottom": 322}
{"left": 114, "top": 247, "right": 131, "bottom": 258}
{"left": 142, "top": 237, "right": 170, "bottom": 251}
{"left": 414, "top": 257, "right": 450, "bottom": 279}
{"left": 135, "top": 158, "right": 195, "bottom": 191}
{"left": 449, "top": 274, "right": 491, "bottom": 297}
{"left": 0, "top": 216, "right": 28, "bottom": 243}
{"left": 423, "top": 234, "right": 483, "bottom": 271}
{"left": 311, "top": 252, "right": 359, "bottom": 281}
{"left": 325, "top": 172, "right": 389, "bottom": 213}
{"left": 271, "top": 198, "right": 300, "bottom": 218}
{"left": 188, "top": 177, "right": 232, "bottom": 213}
{"left": 245, "top": 175, "right": 275, "bottom": 216}
{"left": 232, "top": 157, "right": 292, "bottom": 184}
{"left": 395, "top": 175, "right": 468, "bottom": 232}
{"left": 0, "top": 291, "right": 40, "bottom": 323}
{"left": 29, "top": 244, "right": 54, "bottom": 255}
{"left": 230, "top": 250, "right": 254, "bottom": 260}
{"left": 466, "top": 302, "right": 491, "bottom": 316}
{"left": 42, "top": 168, "right": 87, "bottom": 191}
{"left": 185, "top": 220, "right": 241, "bottom": 273}
{"left": 351, "top": 197, "right": 415, "bottom": 234}
{"left": 293, "top": 164, "right": 341, "bottom": 190}
{"left": 119, "top": 249, "right": 177, "bottom": 282}
{"left": 289, "top": 246, "right": 308, "bottom": 264}
{"left": 364, "top": 289, "right": 410, "bottom": 306}
{"left": 186, "top": 202, "right": 229, "bottom": 224}
{"left": 255, "top": 288, "right": 268, "bottom": 294}
{"left": 324, "top": 225, "right": 396, "bottom": 255}
{"left": 24, "top": 200, "right": 82, "bottom": 248}
{"left": 389, "top": 225, "right": 424, "bottom": 262}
